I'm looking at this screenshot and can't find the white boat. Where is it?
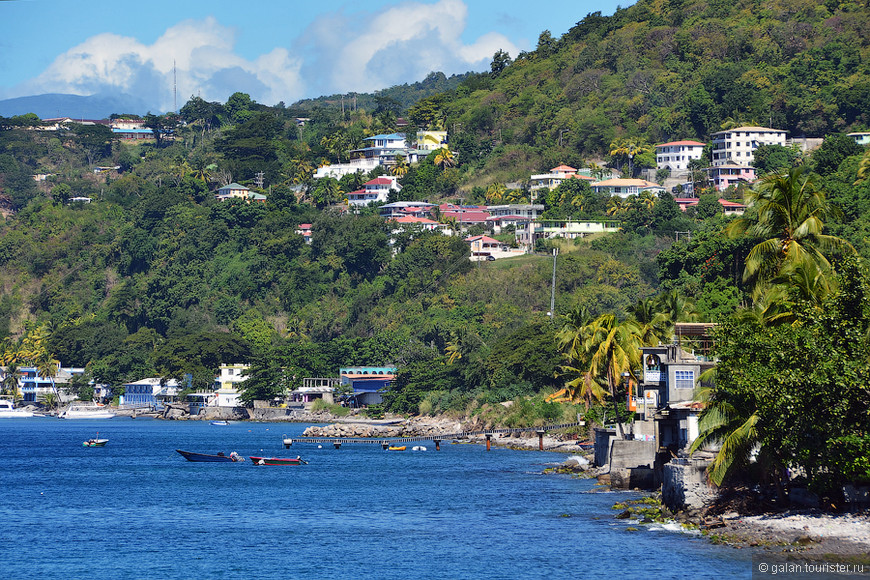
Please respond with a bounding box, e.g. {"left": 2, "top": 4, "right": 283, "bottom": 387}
{"left": 60, "top": 404, "right": 116, "bottom": 419}
{"left": 0, "top": 398, "right": 36, "bottom": 418}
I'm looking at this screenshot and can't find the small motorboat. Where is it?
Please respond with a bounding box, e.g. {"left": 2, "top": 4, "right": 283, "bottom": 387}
{"left": 176, "top": 449, "right": 244, "bottom": 462}
{"left": 388, "top": 446, "right": 406, "bottom": 451}
{"left": 411, "top": 446, "right": 427, "bottom": 451}
{"left": 210, "top": 420, "right": 230, "bottom": 426}
{"left": 83, "top": 438, "right": 108, "bottom": 447}
{"left": 61, "top": 404, "right": 116, "bottom": 419}
{"left": 250, "top": 456, "right": 307, "bottom": 466}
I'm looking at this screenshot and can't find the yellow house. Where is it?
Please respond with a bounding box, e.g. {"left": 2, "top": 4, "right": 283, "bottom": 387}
{"left": 416, "top": 130, "right": 448, "bottom": 151}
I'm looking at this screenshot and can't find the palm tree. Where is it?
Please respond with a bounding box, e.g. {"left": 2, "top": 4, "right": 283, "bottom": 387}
{"left": 2, "top": 362, "right": 21, "bottom": 400}
{"left": 485, "top": 182, "right": 507, "bottom": 204}
{"left": 391, "top": 155, "right": 410, "bottom": 177}
{"left": 433, "top": 148, "right": 455, "bottom": 170}
{"left": 689, "top": 374, "right": 764, "bottom": 486}
{"left": 579, "top": 314, "right": 645, "bottom": 436}
{"left": 36, "top": 352, "right": 61, "bottom": 404}
{"left": 630, "top": 297, "right": 672, "bottom": 346}
{"left": 606, "top": 197, "right": 625, "bottom": 216}
{"left": 727, "top": 166, "right": 854, "bottom": 287}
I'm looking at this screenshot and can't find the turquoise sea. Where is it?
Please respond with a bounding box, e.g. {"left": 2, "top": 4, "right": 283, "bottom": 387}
{"left": 0, "top": 418, "right": 754, "bottom": 580}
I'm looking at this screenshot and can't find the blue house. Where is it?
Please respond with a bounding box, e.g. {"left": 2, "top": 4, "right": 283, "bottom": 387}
{"left": 340, "top": 366, "right": 396, "bottom": 407}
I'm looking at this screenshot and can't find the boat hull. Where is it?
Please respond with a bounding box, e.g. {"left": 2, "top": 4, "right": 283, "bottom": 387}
{"left": 83, "top": 439, "right": 108, "bottom": 447}
{"left": 176, "top": 449, "right": 243, "bottom": 462}
{"left": 250, "top": 456, "right": 302, "bottom": 466}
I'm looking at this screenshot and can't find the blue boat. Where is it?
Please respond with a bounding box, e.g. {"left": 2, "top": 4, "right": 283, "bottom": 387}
{"left": 176, "top": 449, "right": 244, "bottom": 462}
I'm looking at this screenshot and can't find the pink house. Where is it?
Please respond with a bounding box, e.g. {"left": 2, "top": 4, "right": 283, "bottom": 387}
{"left": 707, "top": 165, "right": 756, "bottom": 191}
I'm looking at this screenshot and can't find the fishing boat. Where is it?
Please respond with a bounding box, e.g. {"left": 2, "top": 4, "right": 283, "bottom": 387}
{"left": 61, "top": 404, "right": 116, "bottom": 419}
{"left": 176, "top": 449, "right": 244, "bottom": 462}
{"left": 249, "top": 456, "right": 306, "bottom": 466}
{"left": 0, "top": 398, "right": 36, "bottom": 418}
{"left": 83, "top": 438, "right": 108, "bottom": 447}
{"left": 388, "top": 446, "right": 406, "bottom": 451}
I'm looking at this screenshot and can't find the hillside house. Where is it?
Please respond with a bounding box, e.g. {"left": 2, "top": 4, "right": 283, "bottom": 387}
{"left": 710, "top": 126, "right": 788, "bottom": 167}
{"left": 347, "top": 176, "right": 401, "bottom": 207}
{"left": 591, "top": 178, "right": 664, "bottom": 198}
{"left": 707, "top": 165, "right": 756, "bottom": 191}
{"left": 529, "top": 165, "right": 597, "bottom": 195}
{"left": 655, "top": 140, "right": 706, "bottom": 173}
{"left": 212, "top": 363, "right": 249, "bottom": 407}
{"left": 215, "top": 183, "right": 266, "bottom": 203}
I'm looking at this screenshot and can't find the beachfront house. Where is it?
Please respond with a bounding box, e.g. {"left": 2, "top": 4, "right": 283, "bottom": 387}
{"left": 340, "top": 366, "right": 396, "bottom": 407}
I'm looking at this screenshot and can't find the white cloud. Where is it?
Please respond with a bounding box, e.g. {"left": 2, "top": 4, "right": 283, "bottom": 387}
{"left": 16, "top": 17, "right": 304, "bottom": 111}
{"left": 10, "top": 1, "right": 518, "bottom": 111}
{"left": 299, "top": 0, "right": 518, "bottom": 95}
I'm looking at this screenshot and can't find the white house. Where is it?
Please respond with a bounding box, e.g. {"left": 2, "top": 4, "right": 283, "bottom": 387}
{"left": 212, "top": 363, "right": 249, "bottom": 407}
{"left": 529, "top": 165, "right": 597, "bottom": 194}
{"left": 591, "top": 178, "right": 664, "bottom": 198}
{"left": 347, "top": 176, "right": 401, "bottom": 207}
{"left": 710, "top": 126, "right": 788, "bottom": 167}
{"left": 655, "top": 140, "right": 706, "bottom": 173}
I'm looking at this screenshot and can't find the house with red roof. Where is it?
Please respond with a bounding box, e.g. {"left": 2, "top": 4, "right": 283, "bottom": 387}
{"left": 529, "top": 165, "right": 597, "bottom": 196}
{"left": 439, "top": 204, "right": 491, "bottom": 226}
{"left": 296, "top": 223, "right": 312, "bottom": 243}
{"left": 390, "top": 215, "right": 442, "bottom": 231}
{"left": 347, "top": 176, "right": 401, "bottom": 207}
{"left": 655, "top": 140, "right": 706, "bottom": 173}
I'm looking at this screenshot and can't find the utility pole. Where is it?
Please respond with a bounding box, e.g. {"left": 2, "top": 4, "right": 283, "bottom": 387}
{"left": 255, "top": 172, "right": 265, "bottom": 189}
{"left": 549, "top": 247, "right": 558, "bottom": 322}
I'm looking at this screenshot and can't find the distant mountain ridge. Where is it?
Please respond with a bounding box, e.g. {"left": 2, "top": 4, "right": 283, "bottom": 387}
{"left": 0, "top": 93, "right": 155, "bottom": 120}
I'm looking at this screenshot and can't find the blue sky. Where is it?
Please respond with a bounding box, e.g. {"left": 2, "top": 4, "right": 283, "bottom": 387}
{"left": 0, "top": 0, "right": 628, "bottom": 112}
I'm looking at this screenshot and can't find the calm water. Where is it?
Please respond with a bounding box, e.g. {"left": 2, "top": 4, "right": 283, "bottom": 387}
{"left": 0, "top": 418, "right": 752, "bottom": 579}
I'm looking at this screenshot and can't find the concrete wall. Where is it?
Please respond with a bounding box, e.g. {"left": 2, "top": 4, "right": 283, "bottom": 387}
{"left": 662, "top": 458, "right": 717, "bottom": 511}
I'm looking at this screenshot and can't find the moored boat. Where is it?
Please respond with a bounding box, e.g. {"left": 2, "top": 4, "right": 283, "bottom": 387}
{"left": 176, "top": 449, "right": 244, "bottom": 462}
{"left": 61, "top": 404, "right": 116, "bottom": 419}
{"left": 250, "top": 456, "right": 306, "bottom": 466}
{"left": 0, "top": 398, "right": 36, "bottom": 418}
{"left": 83, "top": 438, "right": 109, "bottom": 447}
{"left": 210, "top": 420, "right": 229, "bottom": 426}
{"left": 388, "top": 446, "right": 406, "bottom": 451}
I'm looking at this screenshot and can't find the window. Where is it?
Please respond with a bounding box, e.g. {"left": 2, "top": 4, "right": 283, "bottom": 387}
{"left": 674, "top": 370, "right": 695, "bottom": 390}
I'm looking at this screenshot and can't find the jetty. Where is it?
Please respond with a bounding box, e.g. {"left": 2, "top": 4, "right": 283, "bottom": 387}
{"left": 284, "top": 421, "right": 585, "bottom": 451}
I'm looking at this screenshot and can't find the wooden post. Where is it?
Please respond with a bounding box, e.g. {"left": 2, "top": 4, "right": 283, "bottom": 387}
{"left": 333, "top": 442, "right": 342, "bottom": 449}
{"left": 536, "top": 430, "right": 546, "bottom": 451}
{"left": 485, "top": 434, "right": 492, "bottom": 451}
{"left": 434, "top": 439, "right": 441, "bottom": 451}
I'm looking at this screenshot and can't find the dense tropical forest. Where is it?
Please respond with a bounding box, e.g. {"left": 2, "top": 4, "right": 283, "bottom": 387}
{"left": 1, "top": 0, "right": 870, "bottom": 498}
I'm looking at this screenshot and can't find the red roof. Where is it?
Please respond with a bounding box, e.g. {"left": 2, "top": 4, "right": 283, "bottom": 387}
{"left": 298, "top": 223, "right": 312, "bottom": 228}
{"left": 365, "top": 177, "right": 394, "bottom": 185}
{"left": 567, "top": 174, "right": 596, "bottom": 181}
{"left": 551, "top": 165, "right": 577, "bottom": 172}
{"left": 465, "top": 235, "right": 500, "bottom": 244}
{"left": 718, "top": 199, "right": 746, "bottom": 208}
{"left": 656, "top": 140, "right": 706, "bottom": 147}
{"left": 393, "top": 216, "right": 438, "bottom": 224}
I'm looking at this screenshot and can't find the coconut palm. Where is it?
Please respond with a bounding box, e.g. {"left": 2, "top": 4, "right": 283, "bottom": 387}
{"left": 855, "top": 149, "right": 870, "bottom": 186}
{"left": 485, "top": 182, "right": 507, "bottom": 204}
{"left": 391, "top": 155, "right": 410, "bottom": 177}
{"left": 36, "top": 352, "right": 61, "bottom": 404}
{"left": 606, "top": 197, "right": 625, "bottom": 216}
{"left": 578, "top": 314, "right": 645, "bottom": 436}
{"left": 2, "top": 362, "right": 21, "bottom": 399}
{"left": 727, "top": 166, "right": 854, "bottom": 287}
{"left": 433, "top": 148, "right": 455, "bottom": 170}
